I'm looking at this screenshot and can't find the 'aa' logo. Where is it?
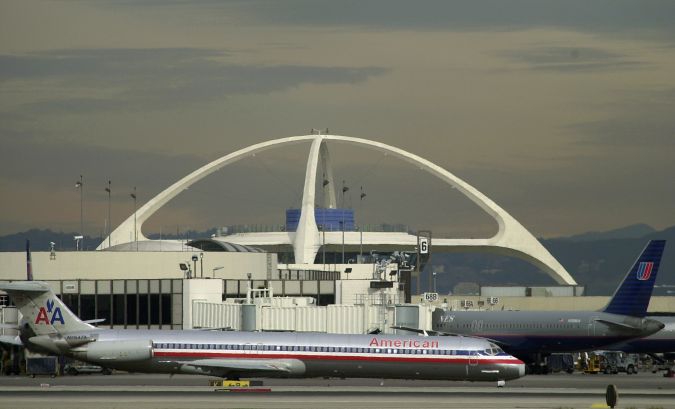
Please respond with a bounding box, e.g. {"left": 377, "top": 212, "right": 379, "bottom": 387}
{"left": 35, "top": 299, "right": 65, "bottom": 325}
{"left": 636, "top": 262, "right": 654, "bottom": 281}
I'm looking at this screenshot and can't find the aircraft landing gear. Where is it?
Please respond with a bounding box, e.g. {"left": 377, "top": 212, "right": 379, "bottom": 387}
{"left": 527, "top": 353, "right": 550, "bottom": 374}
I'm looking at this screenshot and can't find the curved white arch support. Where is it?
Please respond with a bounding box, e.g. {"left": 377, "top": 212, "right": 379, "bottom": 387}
{"left": 321, "top": 135, "right": 575, "bottom": 285}
{"left": 97, "top": 136, "right": 315, "bottom": 250}
{"left": 100, "top": 134, "right": 576, "bottom": 285}
{"left": 293, "top": 136, "right": 322, "bottom": 263}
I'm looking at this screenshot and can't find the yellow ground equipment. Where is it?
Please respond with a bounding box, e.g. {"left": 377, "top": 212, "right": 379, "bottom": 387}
{"left": 584, "top": 354, "right": 604, "bottom": 374}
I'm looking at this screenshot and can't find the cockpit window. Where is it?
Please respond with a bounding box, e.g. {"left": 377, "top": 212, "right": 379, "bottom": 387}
{"left": 486, "top": 342, "right": 503, "bottom": 355}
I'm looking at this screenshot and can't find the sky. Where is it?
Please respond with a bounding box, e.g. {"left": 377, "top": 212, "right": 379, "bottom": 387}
{"left": 1, "top": 0, "right": 674, "bottom": 241}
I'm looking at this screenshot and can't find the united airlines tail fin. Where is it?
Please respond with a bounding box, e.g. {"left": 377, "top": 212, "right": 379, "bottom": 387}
{"left": 0, "top": 281, "right": 92, "bottom": 336}
{"left": 603, "top": 240, "right": 666, "bottom": 317}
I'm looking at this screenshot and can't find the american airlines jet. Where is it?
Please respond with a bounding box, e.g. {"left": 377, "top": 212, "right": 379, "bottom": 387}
{"left": 0, "top": 281, "right": 525, "bottom": 383}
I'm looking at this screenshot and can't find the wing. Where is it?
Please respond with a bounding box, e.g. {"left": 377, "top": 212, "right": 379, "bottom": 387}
{"left": 158, "top": 358, "right": 305, "bottom": 377}
{"left": 390, "top": 326, "right": 511, "bottom": 347}
{"left": 390, "top": 325, "right": 447, "bottom": 336}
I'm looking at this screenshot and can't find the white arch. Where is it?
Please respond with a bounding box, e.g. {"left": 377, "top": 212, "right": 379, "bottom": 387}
{"left": 318, "top": 135, "right": 575, "bottom": 284}
{"left": 97, "top": 135, "right": 315, "bottom": 250}
{"left": 293, "top": 137, "right": 321, "bottom": 264}
{"left": 100, "top": 134, "right": 576, "bottom": 285}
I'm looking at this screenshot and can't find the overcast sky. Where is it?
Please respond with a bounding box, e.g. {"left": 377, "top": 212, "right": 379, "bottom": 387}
{"left": 1, "top": 0, "right": 674, "bottom": 240}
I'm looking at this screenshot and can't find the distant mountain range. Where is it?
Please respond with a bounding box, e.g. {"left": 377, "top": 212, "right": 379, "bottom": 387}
{"left": 0, "top": 228, "right": 215, "bottom": 252}
{"left": 429, "top": 224, "right": 675, "bottom": 296}
{"left": 558, "top": 223, "right": 656, "bottom": 242}
{"left": 1, "top": 224, "right": 673, "bottom": 296}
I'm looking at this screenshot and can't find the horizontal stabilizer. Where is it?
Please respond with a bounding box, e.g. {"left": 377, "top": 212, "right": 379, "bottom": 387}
{"left": 0, "top": 281, "right": 52, "bottom": 293}
{"left": 0, "top": 335, "right": 23, "bottom": 346}
{"left": 593, "top": 318, "right": 641, "bottom": 331}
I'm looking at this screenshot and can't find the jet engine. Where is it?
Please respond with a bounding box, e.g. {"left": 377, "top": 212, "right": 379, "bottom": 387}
{"left": 79, "top": 339, "right": 153, "bottom": 363}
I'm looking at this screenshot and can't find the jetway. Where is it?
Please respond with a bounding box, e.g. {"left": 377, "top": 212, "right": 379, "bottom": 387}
{"left": 191, "top": 294, "right": 436, "bottom": 334}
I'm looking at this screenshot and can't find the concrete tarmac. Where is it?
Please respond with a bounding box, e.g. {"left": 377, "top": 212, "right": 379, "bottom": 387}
{"left": 1, "top": 372, "right": 674, "bottom": 409}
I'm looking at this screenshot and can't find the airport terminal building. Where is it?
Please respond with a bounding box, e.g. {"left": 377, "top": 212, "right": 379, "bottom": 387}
{"left": 1, "top": 134, "right": 673, "bottom": 377}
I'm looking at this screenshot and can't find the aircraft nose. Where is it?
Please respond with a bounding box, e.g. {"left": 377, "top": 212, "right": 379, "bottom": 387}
{"left": 504, "top": 360, "right": 526, "bottom": 380}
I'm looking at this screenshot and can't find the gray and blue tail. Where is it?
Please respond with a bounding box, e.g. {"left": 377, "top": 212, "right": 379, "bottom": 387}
{"left": 603, "top": 240, "right": 666, "bottom": 317}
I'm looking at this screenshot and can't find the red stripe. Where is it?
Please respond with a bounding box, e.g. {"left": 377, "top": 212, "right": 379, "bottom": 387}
{"left": 153, "top": 351, "right": 523, "bottom": 365}
{"left": 644, "top": 262, "right": 653, "bottom": 280}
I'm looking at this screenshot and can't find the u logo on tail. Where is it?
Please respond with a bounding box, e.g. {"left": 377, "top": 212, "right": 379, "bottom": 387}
{"left": 636, "top": 262, "right": 653, "bottom": 281}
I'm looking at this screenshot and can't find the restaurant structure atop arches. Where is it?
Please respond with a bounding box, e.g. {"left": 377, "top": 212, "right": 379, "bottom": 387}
{"left": 99, "top": 134, "right": 576, "bottom": 285}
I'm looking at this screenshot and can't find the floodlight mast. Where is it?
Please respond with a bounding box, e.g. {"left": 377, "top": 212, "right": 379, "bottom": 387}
{"left": 75, "top": 175, "right": 84, "bottom": 250}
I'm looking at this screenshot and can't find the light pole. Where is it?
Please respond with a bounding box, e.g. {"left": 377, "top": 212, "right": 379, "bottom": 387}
{"left": 341, "top": 221, "right": 345, "bottom": 264}
{"left": 319, "top": 225, "right": 326, "bottom": 265}
{"left": 341, "top": 180, "right": 348, "bottom": 264}
{"left": 433, "top": 271, "right": 437, "bottom": 293}
{"left": 130, "top": 187, "right": 137, "bottom": 251}
{"left": 191, "top": 254, "right": 198, "bottom": 279}
{"left": 105, "top": 180, "right": 111, "bottom": 248}
{"left": 75, "top": 175, "right": 83, "bottom": 249}
{"left": 359, "top": 186, "right": 366, "bottom": 261}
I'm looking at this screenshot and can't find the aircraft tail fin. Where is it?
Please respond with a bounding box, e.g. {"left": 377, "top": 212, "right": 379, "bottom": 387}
{"left": 602, "top": 240, "right": 666, "bottom": 317}
{"left": 26, "top": 240, "right": 33, "bottom": 281}
{"left": 0, "top": 281, "right": 93, "bottom": 336}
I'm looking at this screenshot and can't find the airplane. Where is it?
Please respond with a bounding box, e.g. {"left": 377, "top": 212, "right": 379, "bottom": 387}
{"left": 403, "top": 240, "right": 667, "bottom": 372}
{"left": 0, "top": 281, "right": 526, "bottom": 383}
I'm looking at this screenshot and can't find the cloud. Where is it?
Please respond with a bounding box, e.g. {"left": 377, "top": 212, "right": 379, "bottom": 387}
{"left": 571, "top": 117, "right": 675, "bottom": 146}
{"left": 0, "top": 48, "right": 386, "bottom": 113}
{"left": 0, "top": 134, "right": 203, "bottom": 190}
{"left": 150, "top": 0, "right": 675, "bottom": 38}
{"left": 569, "top": 88, "right": 675, "bottom": 146}
{"left": 500, "top": 46, "right": 645, "bottom": 72}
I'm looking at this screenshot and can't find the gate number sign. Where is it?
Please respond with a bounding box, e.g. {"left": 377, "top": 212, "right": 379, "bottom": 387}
{"left": 419, "top": 237, "right": 429, "bottom": 254}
